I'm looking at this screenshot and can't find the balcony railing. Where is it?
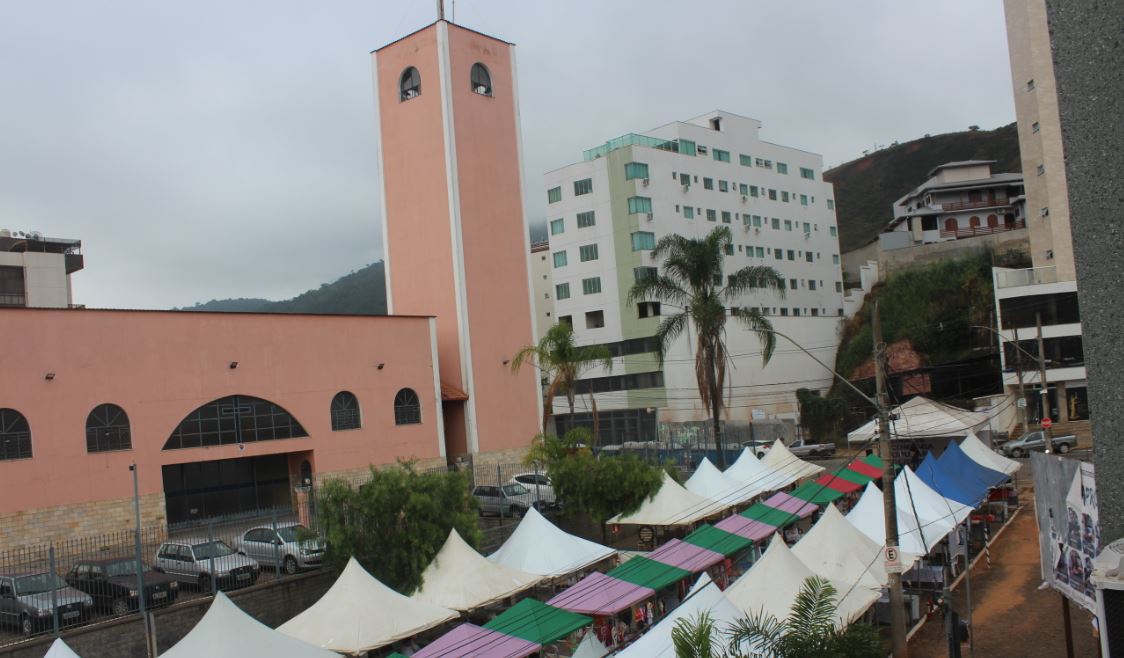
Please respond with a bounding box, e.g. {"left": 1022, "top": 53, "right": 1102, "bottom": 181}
{"left": 937, "top": 198, "right": 1010, "bottom": 211}
{"left": 995, "top": 265, "right": 1058, "bottom": 289}
{"left": 939, "top": 218, "right": 1025, "bottom": 239}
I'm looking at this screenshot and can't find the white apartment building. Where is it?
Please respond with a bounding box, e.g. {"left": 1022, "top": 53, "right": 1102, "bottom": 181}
{"left": 0, "top": 230, "right": 83, "bottom": 308}
{"left": 540, "top": 110, "right": 844, "bottom": 444}
{"left": 994, "top": 0, "right": 1087, "bottom": 427}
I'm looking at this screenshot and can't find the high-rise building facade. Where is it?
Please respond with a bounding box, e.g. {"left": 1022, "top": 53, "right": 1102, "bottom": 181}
{"left": 541, "top": 111, "right": 844, "bottom": 441}
{"left": 994, "top": 0, "right": 1088, "bottom": 427}
{"left": 372, "top": 21, "right": 542, "bottom": 459}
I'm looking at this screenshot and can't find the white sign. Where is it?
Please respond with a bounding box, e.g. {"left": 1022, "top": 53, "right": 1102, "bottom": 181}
{"left": 884, "top": 546, "right": 902, "bottom": 574}
{"left": 751, "top": 409, "right": 766, "bottom": 420}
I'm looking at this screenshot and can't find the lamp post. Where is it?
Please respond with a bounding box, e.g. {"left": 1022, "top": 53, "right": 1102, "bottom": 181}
{"left": 129, "top": 464, "right": 153, "bottom": 657}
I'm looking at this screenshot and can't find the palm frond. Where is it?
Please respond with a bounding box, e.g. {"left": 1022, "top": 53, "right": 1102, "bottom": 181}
{"left": 725, "top": 608, "right": 787, "bottom": 657}
{"left": 786, "top": 576, "right": 838, "bottom": 640}
{"left": 672, "top": 611, "right": 718, "bottom": 658}
{"left": 730, "top": 306, "right": 778, "bottom": 363}
{"left": 653, "top": 312, "right": 689, "bottom": 365}
{"left": 722, "top": 265, "right": 786, "bottom": 300}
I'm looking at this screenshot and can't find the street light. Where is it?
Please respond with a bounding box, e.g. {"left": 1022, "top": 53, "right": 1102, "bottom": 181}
{"left": 130, "top": 464, "right": 154, "bottom": 657}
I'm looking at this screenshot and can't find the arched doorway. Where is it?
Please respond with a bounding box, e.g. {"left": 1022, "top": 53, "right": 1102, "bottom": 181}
{"left": 969, "top": 216, "right": 981, "bottom": 229}
{"left": 944, "top": 217, "right": 957, "bottom": 234}
{"left": 987, "top": 214, "right": 999, "bottom": 228}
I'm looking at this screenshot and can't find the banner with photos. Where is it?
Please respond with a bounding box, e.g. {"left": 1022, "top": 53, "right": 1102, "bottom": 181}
{"left": 1032, "top": 453, "right": 1100, "bottom": 613}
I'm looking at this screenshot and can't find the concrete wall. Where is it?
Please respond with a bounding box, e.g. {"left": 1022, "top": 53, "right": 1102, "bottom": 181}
{"left": 0, "top": 252, "right": 71, "bottom": 308}
{"left": 0, "top": 570, "right": 336, "bottom": 658}
{"left": 843, "top": 229, "right": 1028, "bottom": 284}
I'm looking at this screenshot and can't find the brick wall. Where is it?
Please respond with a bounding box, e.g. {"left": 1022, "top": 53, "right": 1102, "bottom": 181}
{"left": 0, "top": 570, "right": 336, "bottom": 658}
{"left": 0, "top": 493, "right": 166, "bottom": 551}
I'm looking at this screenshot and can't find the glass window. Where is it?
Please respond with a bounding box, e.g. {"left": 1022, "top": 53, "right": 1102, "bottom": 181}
{"left": 800, "top": 167, "right": 815, "bottom": 179}
{"left": 781, "top": 191, "right": 790, "bottom": 202}
{"left": 787, "top": 249, "right": 795, "bottom": 260}
{"left": 827, "top": 199, "right": 835, "bottom": 210}
{"left": 631, "top": 231, "right": 656, "bottom": 251}
{"left": 775, "top": 250, "right": 783, "bottom": 261}
{"left": 579, "top": 244, "right": 599, "bottom": 262}
{"left": 0, "top": 408, "right": 31, "bottom": 460}
{"left": 555, "top": 283, "right": 570, "bottom": 300}
{"left": 679, "top": 172, "right": 691, "bottom": 186}
{"left": 553, "top": 251, "right": 567, "bottom": 267}
{"left": 162, "top": 396, "right": 309, "bottom": 450}
{"left": 330, "top": 392, "right": 361, "bottom": 431}
{"left": 771, "top": 217, "right": 780, "bottom": 229}
{"left": 803, "top": 222, "right": 811, "bottom": 233}
{"left": 721, "top": 211, "right": 732, "bottom": 224}
{"left": 624, "top": 162, "right": 649, "bottom": 180}
{"left": 683, "top": 206, "right": 695, "bottom": 219}
{"left": 706, "top": 209, "right": 717, "bottom": 222}
{"left": 800, "top": 194, "right": 808, "bottom": 206}
{"left": 576, "top": 211, "right": 596, "bottom": 228}
{"left": 768, "top": 189, "right": 778, "bottom": 200}
{"left": 739, "top": 183, "right": 749, "bottom": 196}
{"left": 550, "top": 218, "right": 564, "bottom": 235}
{"left": 713, "top": 149, "right": 730, "bottom": 163}
{"left": 633, "top": 266, "right": 657, "bottom": 283}
{"left": 86, "top": 403, "right": 131, "bottom": 452}
{"left": 753, "top": 215, "right": 762, "bottom": 227}
{"left": 627, "top": 196, "right": 652, "bottom": 214}
{"left": 678, "top": 139, "right": 697, "bottom": 156}
{"left": 832, "top": 254, "right": 840, "bottom": 264}
{"left": 784, "top": 220, "right": 792, "bottom": 231}
{"left": 470, "top": 63, "right": 492, "bottom": 96}
{"left": 719, "top": 180, "right": 728, "bottom": 192}
{"left": 394, "top": 389, "right": 421, "bottom": 425}
{"left": 756, "top": 246, "right": 765, "bottom": 257}
{"left": 400, "top": 67, "right": 421, "bottom": 100}
{"left": 806, "top": 252, "right": 814, "bottom": 263}
{"left": 724, "top": 244, "right": 734, "bottom": 256}
{"left": 0, "top": 266, "right": 26, "bottom": 307}
{"left": 750, "top": 186, "right": 759, "bottom": 197}
{"left": 777, "top": 162, "right": 788, "bottom": 174}
{"left": 703, "top": 177, "right": 714, "bottom": 190}
{"left": 830, "top": 226, "right": 837, "bottom": 237}
{"left": 790, "top": 278, "right": 799, "bottom": 289}
{"left": 697, "top": 145, "right": 708, "bottom": 155}
{"left": 836, "top": 281, "right": 843, "bottom": 293}
{"left": 739, "top": 154, "right": 753, "bottom": 167}
{"left": 574, "top": 178, "right": 593, "bottom": 196}
{"left": 548, "top": 187, "right": 561, "bottom": 204}
{"left": 582, "top": 277, "right": 602, "bottom": 295}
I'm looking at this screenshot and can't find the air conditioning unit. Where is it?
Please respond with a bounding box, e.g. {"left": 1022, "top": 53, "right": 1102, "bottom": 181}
{"left": 741, "top": 195, "right": 747, "bottom": 202}
{"left": 754, "top": 227, "right": 761, "bottom": 234}
{"left": 682, "top": 183, "right": 690, "bottom": 191}
{"left": 804, "top": 232, "right": 811, "bottom": 240}
{"left": 642, "top": 178, "right": 650, "bottom": 187}
{"left": 646, "top": 213, "right": 654, "bottom": 221}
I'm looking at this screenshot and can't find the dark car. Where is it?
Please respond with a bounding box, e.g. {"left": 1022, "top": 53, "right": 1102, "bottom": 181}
{"left": 0, "top": 572, "right": 94, "bottom": 636}
{"left": 66, "top": 558, "right": 179, "bottom": 616}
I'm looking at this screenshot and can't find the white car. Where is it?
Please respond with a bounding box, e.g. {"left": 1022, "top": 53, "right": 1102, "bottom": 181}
{"left": 509, "top": 473, "right": 558, "bottom": 509}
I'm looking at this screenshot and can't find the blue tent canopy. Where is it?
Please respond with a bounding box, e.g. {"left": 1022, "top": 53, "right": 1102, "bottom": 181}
{"left": 940, "top": 440, "right": 1009, "bottom": 490}
{"left": 916, "top": 452, "right": 986, "bottom": 507}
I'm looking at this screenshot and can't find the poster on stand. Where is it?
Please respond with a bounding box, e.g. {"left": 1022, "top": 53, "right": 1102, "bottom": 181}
{"left": 1031, "top": 453, "right": 1100, "bottom": 613}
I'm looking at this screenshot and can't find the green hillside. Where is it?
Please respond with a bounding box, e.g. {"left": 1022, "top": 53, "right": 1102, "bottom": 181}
{"left": 825, "top": 123, "right": 1021, "bottom": 253}
{"left": 179, "top": 261, "right": 387, "bottom": 315}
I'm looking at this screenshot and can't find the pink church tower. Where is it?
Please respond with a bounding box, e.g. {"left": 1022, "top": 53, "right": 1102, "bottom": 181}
{"left": 372, "top": 19, "right": 541, "bottom": 460}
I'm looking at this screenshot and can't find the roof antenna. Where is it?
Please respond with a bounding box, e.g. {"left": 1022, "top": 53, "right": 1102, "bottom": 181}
{"left": 437, "top": 0, "right": 445, "bottom": 21}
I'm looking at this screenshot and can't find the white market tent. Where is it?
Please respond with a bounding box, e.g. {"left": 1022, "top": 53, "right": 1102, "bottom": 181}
{"left": 960, "top": 431, "right": 1021, "bottom": 476}
{"left": 412, "top": 529, "right": 543, "bottom": 611}
{"left": 616, "top": 574, "right": 744, "bottom": 658}
{"left": 684, "top": 457, "right": 758, "bottom": 507}
{"left": 760, "top": 440, "right": 824, "bottom": 482}
{"left": 896, "top": 465, "right": 972, "bottom": 528}
{"left": 277, "top": 557, "right": 457, "bottom": 655}
{"left": 846, "top": 482, "right": 949, "bottom": 556}
{"left": 571, "top": 631, "right": 611, "bottom": 658}
{"left": 847, "top": 396, "right": 990, "bottom": 444}
{"left": 488, "top": 506, "right": 616, "bottom": 578}
{"left": 792, "top": 504, "right": 892, "bottom": 589}
{"left": 607, "top": 471, "right": 724, "bottom": 526}
{"left": 161, "top": 592, "right": 338, "bottom": 658}
{"left": 723, "top": 447, "right": 793, "bottom": 495}
{"left": 724, "top": 535, "right": 873, "bottom": 626}
{"left": 43, "top": 639, "right": 80, "bottom": 658}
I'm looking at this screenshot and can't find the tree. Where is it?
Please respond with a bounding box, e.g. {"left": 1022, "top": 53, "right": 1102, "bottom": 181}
{"left": 629, "top": 225, "right": 784, "bottom": 468}
{"left": 511, "top": 323, "right": 612, "bottom": 442}
{"left": 315, "top": 462, "right": 481, "bottom": 593}
{"left": 795, "top": 388, "right": 848, "bottom": 443}
{"left": 530, "top": 429, "right": 668, "bottom": 542}
{"left": 672, "top": 577, "right": 882, "bottom": 658}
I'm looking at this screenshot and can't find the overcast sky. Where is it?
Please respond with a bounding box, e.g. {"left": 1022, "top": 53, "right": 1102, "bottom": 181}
{"left": 0, "top": 1, "right": 1015, "bottom": 309}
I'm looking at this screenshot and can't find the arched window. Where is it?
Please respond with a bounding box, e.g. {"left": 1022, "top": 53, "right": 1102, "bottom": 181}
{"left": 0, "top": 408, "right": 31, "bottom": 460}
{"left": 470, "top": 63, "right": 492, "bottom": 96}
{"left": 163, "top": 395, "right": 308, "bottom": 450}
{"left": 86, "top": 403, "right": 131, "bottom": 452}
{"left": 330, "top": 391, "right": 361, "bottom": 431}
{"left": 400, "top": 67, "right": 421, "bottom": 101}
{"left": 969, "top": 216, "right": 981, "bottom": 228}
{"left": 394, "top": 388, "right": 421, "bottom": 425}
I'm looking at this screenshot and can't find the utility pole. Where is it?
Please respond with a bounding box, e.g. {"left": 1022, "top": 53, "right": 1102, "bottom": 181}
{"left": 1036, "top": 313, "right": 1053, "bottom": 453}
{"left": 874, "top": 301, "right": 909, "bottom": 657}
{"left": 436, "top": 0, "right": 444, "bottom": 21}
{"left": 1012, "top": 327, "right": 1028, "bottom": 435}
{"left": 130, "top": 464, "right": 153, "bottom": 657}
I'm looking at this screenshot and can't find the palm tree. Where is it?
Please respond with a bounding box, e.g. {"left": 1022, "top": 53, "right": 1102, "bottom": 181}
{"left": 672, "top": 577, "right": 882, "bottom": 658}
{"left": 629, "top": 225, "right": 783, "bottom": 468}
{"left": 510, "top": 323, "right": 613, "bottom": 441}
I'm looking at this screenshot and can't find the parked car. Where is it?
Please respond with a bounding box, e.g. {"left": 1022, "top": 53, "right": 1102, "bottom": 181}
{"left": 472, "top": 483, "right": 544, "bottom": 518}
{"left": 0, "top": 572, "right": 95, "bottom": 636}
{"left": 787, "top": 439, "right": 836, "bottom": 459}
{"left": 741, "top": 440, "right": 773, "bottom": 459}
{"left": 66, "top": 557, "right": 178, "bottom": 615}
{"left": 153, "top": 539, "right": 260, "bottom": 592}
{"left": 508, "top": 472, "right": 558, "bottom": 508}
{"left": 999, "top": 430, "right": 1077, "bottom": 457}
{"left": 237, "top": 523, "right": 326, "bottom": 574}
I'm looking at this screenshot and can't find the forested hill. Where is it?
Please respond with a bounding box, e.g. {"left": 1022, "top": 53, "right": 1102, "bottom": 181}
{"left": 178, "top": 261, "right": 387, "bottom": 315}
{"left": 824, "top": 123, "right": 1021, "bottom": 253}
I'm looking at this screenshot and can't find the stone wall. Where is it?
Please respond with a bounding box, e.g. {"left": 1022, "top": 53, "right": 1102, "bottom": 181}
{"left": 842, "top": 230, "right": 1029, "bottom": 284}
{"left": 0, "top": 493, "right": 166, "bottom": 551}
{"left": 0, "top": 569, "right": 336, "bottom": 658}
{"left": 471, "top": 445, "right": 531, "bottom": 466}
